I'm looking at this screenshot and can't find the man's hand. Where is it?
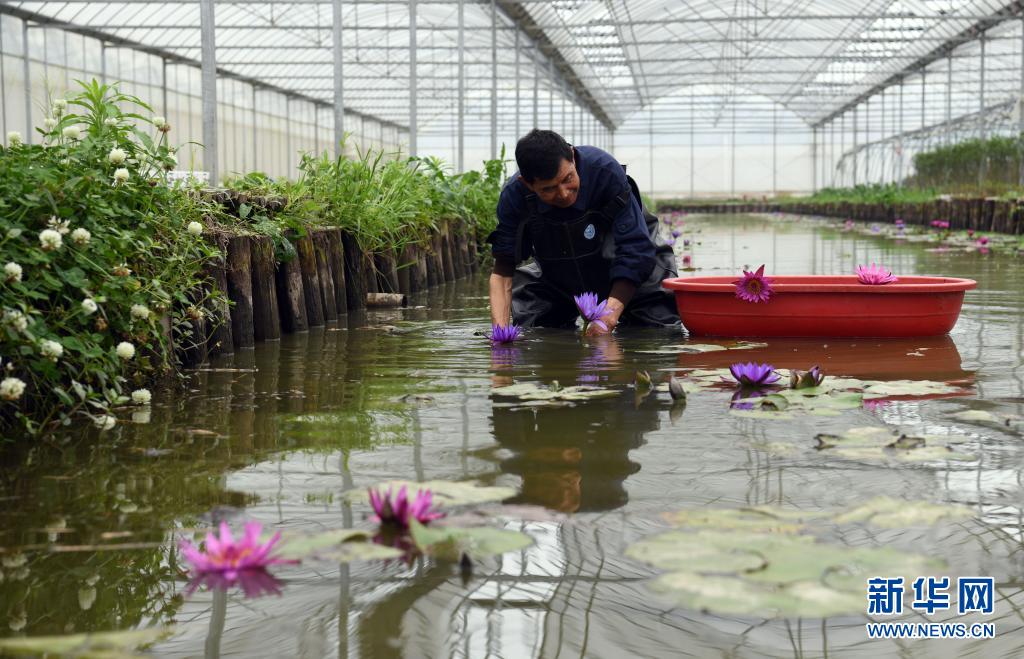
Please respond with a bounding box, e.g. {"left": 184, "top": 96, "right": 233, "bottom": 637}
{"left": 585, "top": 297, "right": 625, "bottom": 336}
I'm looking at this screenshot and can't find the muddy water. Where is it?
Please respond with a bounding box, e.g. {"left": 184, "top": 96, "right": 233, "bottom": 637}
{"left": 1, "top": 214, "right": 1022, "bottom": 657}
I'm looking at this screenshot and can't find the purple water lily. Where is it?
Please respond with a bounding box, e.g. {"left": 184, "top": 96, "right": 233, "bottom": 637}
{"left": 487, "top": 324, "right": 522, "bottom": 344}
{"left": 671, "top": 229, "right": 682, "bottom": 238}
{"left": 574, "top": 292, "right": 610, "bottom": 331}
{"left": 729, "top": 362, "right": 780, "bottom": 387}
{"left": 789, "top": 365, "right": 825, "bottom": 389}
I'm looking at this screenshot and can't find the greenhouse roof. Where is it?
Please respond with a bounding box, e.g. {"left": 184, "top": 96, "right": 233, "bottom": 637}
{"left": 3, "top": 0, "right": 1020, "bottom": 130}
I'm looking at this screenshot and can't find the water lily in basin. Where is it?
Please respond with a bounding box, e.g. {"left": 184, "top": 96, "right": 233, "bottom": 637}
{"left": 856, "top": 263, "right": 898, "bottom": 285}
{"left": 733, "top": 265, "right": 773, "bottom": 303}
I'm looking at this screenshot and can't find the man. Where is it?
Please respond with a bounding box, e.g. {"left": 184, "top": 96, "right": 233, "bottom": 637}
{"left": 487, "top": 129, "right": 679, "bottom": 335}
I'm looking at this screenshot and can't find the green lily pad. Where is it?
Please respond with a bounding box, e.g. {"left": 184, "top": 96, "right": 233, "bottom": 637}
{"left": 409, "top": 519, "right": 533, "bottom": 560}
{"left": 634, "top": 343, "right": 729, "bottom": 355}
{"left": 491, "top": 382, "right": 620, "bottom": 403}
{"left": 861, "top": 380, "right": 963, "bottom": 399}
{"left": 278, "top": 529, "right": 402, "bottom": 563}
{"left": 625, "top": 530, "right": 769, "bottom": 573}
{"left": 732, "top": 390, "right": 863, "bottom": 419}
{"left": 814, "top": 426, "right": 976, "bottom": 463}
{"left": 347, "top": 480, "right": 516, "bottom": 508}
{"left": 0, "top": 627, "right": 173, "bottom": 658}
{"left": 663, "top": 506, "right": 810, "bottom": 533}
{"left": 949, "top": 409, "right": 1022, "bottom": 432}
{"left": 832, "top": 497, "right": 973, "bottom": 528}
{"left": 950, "top": 409, "right": 997, "bottom": 422}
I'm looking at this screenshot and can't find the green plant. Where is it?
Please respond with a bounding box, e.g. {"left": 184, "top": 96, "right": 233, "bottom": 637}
{"left": 0, "top": 80, "right": 219, "bottom": 435}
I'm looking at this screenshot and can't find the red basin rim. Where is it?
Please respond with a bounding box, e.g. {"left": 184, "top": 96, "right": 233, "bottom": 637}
{"left": 663, "top": 275, "right": 977, "bottom": 294}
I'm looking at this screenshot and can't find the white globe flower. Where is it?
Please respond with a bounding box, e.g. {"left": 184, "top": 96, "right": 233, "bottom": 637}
{"left": 39, "top": 229, "right": 62, "bottom": 251}
{"left": 3, "top": 309, "right": 28, "bottom": 332}
{"left": 7, "top": 131, "right": 22, "bottom": 146}
{"left": 113, "top": 167, "right": 129, "bottom": 184}
{"left": 104, "top": 117, "right": 119, "bottom": 126}
{"left": 40, "top": 339, "right": 63, "bottom": 361}
{"left": 0, "top": 377, "right": 26, "bottom": 401}
{"left": 94, "top": 415, "right": 116, "bottom": 430}
{"left": 53, "top": 98, "right": 68, "bottom": 112}
{"left": 6, "top": 228, "right": 22, "bottom": 239}
{"left": 62, "top": 125, "right": 81, "bottom": 141}
{"left": 4, "top": 262, "right": 22, "bottom": 282}
{"left": 131, "top": 388, "right": 152, "bottom": 405}
{"left": 116, "top": 341, "right": 135, "bottom": 360}
{"left": 130, "top": 304, "right": 150, "bottom": 321}
{"left": 70, "top": 227, "right": 91, "bottom": 246}
{"left": 186, "top": 221, "right": 203, "bottom": 237}
{"left": 153, "top": 116, "right": 167, "bottom": 129}
{"left": 43, "top": 118, "right": 57, "bottom": 131}
{"left": 81, "top": 298, "right": 98, "bottom": 315}
{"left": 47, "top": 216, "right": 71, "bottom": 235}
{"left": 107, "top": 147, "right": 127, "bottom": 165}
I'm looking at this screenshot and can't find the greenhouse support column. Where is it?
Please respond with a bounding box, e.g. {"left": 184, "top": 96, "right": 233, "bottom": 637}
{"left": 730, "top": 102, "right": 736, "bottom": 196}
{"left": 409, "top": 0, "right": 417, "bottom": 157}
{"left": 161, "top": 59, "right": 168, "bottom": 117}
{"left": 880, "top": 92, "right": 886, "bottom": 184}
{"left": 851, "top": 106, "right": 857, "bottom": 187}
{"left": 920, "top": 69, "right": 926, "bottom": 132}
{"left": 199, "top": 0, "right": 218, "bottom": 182}
{"left": 1020, "top": 17, "right": 1024, "bottom": 187}
{"left": 22, "top": 20, "right": 33, "bottom": 144}
{"left": 864, "top": 98, "right": 870, "bottom": 185}
{"left": 946, "top": 53, "right": 952, "bottom": 146}
{"left": 514, "top": 29, "right": 520, "bottom": 140}
{"left": 811, "top": 126, "right": 817, "bottom": 194}
{"left": 532, "top": 54, "right": 538, "bottom": 129}
{"left": 689, "top": 91, "right": 694, "bottom": 197}
{"left": 490, "top": 0, "right": 497, "bottom": 160}
{"left": 771, "top": 103, "right": 777, "bottom": 196}
{"left": 251, "top": 86, "right": 258, "bottom": 172}
{"left": 840, "top": 113, "right": 845, "bottom": 186}
{"left": 332, "top": 0, "right": 345, "bottom": 156}
{"left": 898, "top": 78, "right": 904, "bottom": 186}
{"left": 457, "top": 0, "right": 464, "bottom": 171}
{"left": 548, "top": 60, "right": 554, "bottom": 127}
{"left": 285, "top": 97, "right": 292, "bottom": 176}
{"left": 648, "top": 106, "right": 654, "bottom": 199}
{"left": 979, "top": 33, "right": 986, "bottom": 141}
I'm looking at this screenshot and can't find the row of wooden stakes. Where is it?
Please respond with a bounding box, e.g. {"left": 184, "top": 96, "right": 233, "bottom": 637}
{"left": 178, "top": 219, "right": 482, "bottom": 366}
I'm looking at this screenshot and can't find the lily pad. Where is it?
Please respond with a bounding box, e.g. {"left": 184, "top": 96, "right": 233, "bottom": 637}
{"left": 278, "top": 529, "right": 402, "bottom": 563}
{"left": 491, "top": 382, "right": 620, "bottom": 403}
{"left": 861, "top": 380, "right": 963, "bottom": 399}
{"left": 409, "top": 519, "right": 532, "bottom": 560}
{"left": 347, "top": 480, "right": 516, "bottom": 508}
{"left": 663, "top": 506, "right": 810, "bottom": 533}
{"left": 0, "top": 627, "right": 173, "bottom": 658}
{"left": 814, "top": 426, "right": 977, "bottom": 463}
{"left": 625, "top": 530, "right": 769, "bottom": 573}
{"left": 634, "top": 343, "right": 729, "bottom": 355}
{"left": 832, "top": 497, "right": 973, "bottom": 528}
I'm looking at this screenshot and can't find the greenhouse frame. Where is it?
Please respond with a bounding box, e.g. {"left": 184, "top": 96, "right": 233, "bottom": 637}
{"left": 3, "top": 0, "right": 1024, "bottom": 194}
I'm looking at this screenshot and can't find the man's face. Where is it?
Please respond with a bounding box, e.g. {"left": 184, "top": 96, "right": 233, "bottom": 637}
{"left": 521, "top": 156, "right": 579, "bottom": 208}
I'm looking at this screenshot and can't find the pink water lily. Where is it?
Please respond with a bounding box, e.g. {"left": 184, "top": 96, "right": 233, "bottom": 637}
{"left": 733, "top": 264, "right": 773, "bottom": 303}
{"left": 369, "top": 485, "right": 444, "bottom": 530}
{"left": 856, "top": 263, "right": 898, "bottom": 285}
{"left": 180, "top": 521, "right": 296, "bottom": 580}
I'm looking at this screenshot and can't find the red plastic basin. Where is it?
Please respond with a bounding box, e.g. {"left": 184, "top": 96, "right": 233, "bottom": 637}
{"left": 662, "top": 275, "right": 977, "bottom": 338}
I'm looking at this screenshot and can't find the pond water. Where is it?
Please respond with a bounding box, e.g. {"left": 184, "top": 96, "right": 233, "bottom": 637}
{"left": 2, "top": 214, "right": 1022, "bottom": 657}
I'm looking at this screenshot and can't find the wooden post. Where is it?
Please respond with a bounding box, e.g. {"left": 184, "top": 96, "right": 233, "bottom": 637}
{"left": 296, "top": 232, "right": 325, "bottom": 327}
{"left": 275, "top": 239, "right": 308, "bottom": 333}
{"left": 326, "top": 229, "right": 348, "bottom": 315}
{"left": 397, "top": 245, "right": 413, "bottom": 294}
{"left": 340, "top": 232, "right": 368, "bottom": 310}
{"left": 313, "top": 230, "right": 338, "bottom": 321}
{"left": 204, "top": 255, "right": 234, "bottom": 357}
{"left": 375, "top": 249, "right": 400, "bottom": 293}
{"left": 250, "top": 235, "right": 282, "bottom": 342}
{"left": 226, "top": 235, "right": 255, "bottom": 348}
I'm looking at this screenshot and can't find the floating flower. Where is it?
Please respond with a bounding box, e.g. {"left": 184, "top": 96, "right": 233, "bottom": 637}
{"left": 855, "top": 263, "right": 898, "bottom": 285}
{"left": 0, "top": 377, "right": 26, "bottom": 401}
{"left": 70, "top": 228, "right": 91, "bottom": 246}
{"left": 81, "top": 298, "right": 98, "bottom": 315}
{"left": 487, "top": 324, "right": 521, "bottom": 344}
{"left": 38, "top": 229, "right": 62, "bottom": 252}
{"left": 369, "top": 485, "right": 444, "bottom": 530}
{"left": 7, "top": 131, "right": 23, "bottom": 146}
{"left": 682, "top": 254, "right": 692, "bottom": 267}
{"left": 116, "top": 341, "right": 136, "bottom": 360}
{"left": 665, "top": 238, "right": 675, "bottom": 247}
{"left": 187, "top": 221, "right": 204, "bottom": 237}
{"left": 729, "top": 362, "right": 780, "bottom": 387}
{"left": 180, "top": 521, "right": 295, "bottom": 580}
{"left": 131, "top": 388, "right": 152, "bottom": 405}
{"left": 94, "top": 415, "right": 116, "bottom": 430}
{"left": 40, "top": 339, "right": 63, "bottom": 362}
{"left": 4, "top": 262, "right": 22, "bottom": 283}
{"left": 966, "top": 229, "right": 975, "bottom": 238}
{"left": 870, "top": 224, "right": 880, "bottom": 233}
{"left": 130, "top": 304, "right": 151, "bottom": 321}
{"left": 113, "top": 167, "right": 130, "bottom": 184}
{"left": 683, "top": 239, "right": 691, "bottom": 247}
{"left": 975, "top": 236, "right": 989, "bottom": 246}
{"left": 107, "top": 147, "right": 127, "bottom": 165}
{"left": 930, "top": 220, "right": 950, "bottom": 230}
{"left": 895, "top": 218, "right": 904, "bottom": 226}
{"left": 573, "top": 292, "right": 610, "bottom": 331}
{"left": 62, "top": 125, "right": 81, "bottom": 141}
{"left": 671, "top": 229, "right": 681, "bottom": 238}
{"left": 789, "top": 366, "right": 825, "bottom": 389}
{"left": 843, "top": 219, "right": 854, "bottom": 230}
{"left": 733, "top": 264, "right": 773, "bottom": 303}
{"left": 3, "top": 309, "right": 28, "bottom": 332}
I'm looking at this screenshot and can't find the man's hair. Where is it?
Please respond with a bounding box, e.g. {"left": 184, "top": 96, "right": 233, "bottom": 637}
{"left": 515, "top": 129, "right": 573, "bottom": 182}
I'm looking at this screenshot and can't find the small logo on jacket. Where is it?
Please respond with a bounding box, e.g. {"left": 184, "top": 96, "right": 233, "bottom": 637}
{"left": 583, "top": 224, "right": 596, "bottom": 239}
